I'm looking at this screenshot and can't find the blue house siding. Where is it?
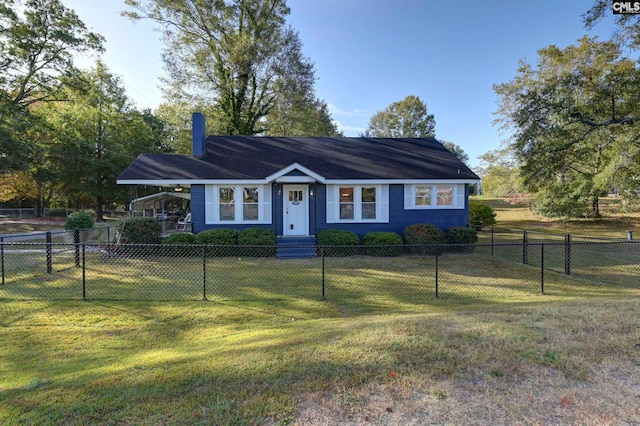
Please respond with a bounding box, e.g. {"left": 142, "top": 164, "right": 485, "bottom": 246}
{"left": 191, "top": 183, "right": 469, "bottom": 238}
{"left": 191, "top": 183, "right": 278, "bottom": 235}
{"left": 314, "top": 184, "right": 469, "bottom": 239}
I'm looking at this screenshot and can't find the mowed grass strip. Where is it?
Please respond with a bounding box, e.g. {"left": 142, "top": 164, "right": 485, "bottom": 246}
{"left": 0, "top": 298, "right": 638, "bottom": 425}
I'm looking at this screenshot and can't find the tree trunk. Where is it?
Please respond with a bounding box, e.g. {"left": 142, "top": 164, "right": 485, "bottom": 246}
{"left": 592, "top": 195, "right": 600, "bottom": 218}
{"left": 96, "top": 193, "right": 104, "bottom": 222}
{"left": 34, "top": 196, "right": 42, "bottom": 217}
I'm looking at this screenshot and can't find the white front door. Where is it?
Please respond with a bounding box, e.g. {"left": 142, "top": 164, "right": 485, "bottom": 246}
{"left": 283, "top": 185, "right": 309, "bottom": 236}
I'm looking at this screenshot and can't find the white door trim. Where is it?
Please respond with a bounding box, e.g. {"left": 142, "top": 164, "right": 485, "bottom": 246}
{"left": 283, "top": 184, "right": 309, "bottom": 236}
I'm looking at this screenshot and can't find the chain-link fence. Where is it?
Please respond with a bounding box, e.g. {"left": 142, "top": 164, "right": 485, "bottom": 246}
{"left": 1, "top": 239, "right": 637, "bottom": 308}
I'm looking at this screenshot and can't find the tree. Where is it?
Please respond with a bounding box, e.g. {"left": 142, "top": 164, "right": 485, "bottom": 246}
{"left": 477, "top": 147, "right": 523, "bottom": 197}
{"left": 263, "top": 95, "right": 342, "bottom": 137}
{"left": 47, "top": 62, "right": 165, "bottom": 220}
{"left": 124, "top": 0, "right": 318, "bottom": 136}
{"left": 364, "top": 95, "right": 435, "bottom": 138}
{"left": 584, "top": 1, "right": 640, "bottom": 47}
{"left": 494, "top": 36, "right": 640, "bottom": 217}
{"left": 0, "top": 0, "right": 104, "bottom": 173}
{"left": 440, "top": 141, "right": 469, "bottom": 164}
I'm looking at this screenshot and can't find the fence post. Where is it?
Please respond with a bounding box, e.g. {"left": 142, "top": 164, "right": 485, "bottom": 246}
{"left": 540, "top": 243, "right": 545, "bottom": 294}
{"left": 522, "top": 230, "right": 528, "bottom": 265}
{"left": 202, "top": 244, "right": 207, "bottom": 300}
{"left": 321, "top": 247, "right": 326, "bottom": 300}
{"left": 435, "top": 248, "right": 439, "bottom": 299}
{"left": 46, "top": 231, "right": 52, "bottom": 274}
{"left": 82, "top": 243, "right": 86, "bottom": 300}
{"left": 74, "top": 228, "right": 80, "bottom": 268}
{"left": 1, "top": 237, "right": 4, "bottom": 286}
{"left": 564, "top": 234, "right": 571, "bottom": 275}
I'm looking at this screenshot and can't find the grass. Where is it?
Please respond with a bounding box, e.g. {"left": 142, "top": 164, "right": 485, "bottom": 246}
{"left": 1, "top": 211, "right": 639, "bottom": 423}
{"left": 473, "top": 195, "right": 640, "bottom": 239}
{"left": 0, "top": 298, "right": 638, "bottom": 424}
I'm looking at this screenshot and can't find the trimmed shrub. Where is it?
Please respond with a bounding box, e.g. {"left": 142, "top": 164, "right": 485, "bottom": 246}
{"left": 238, "top": 228, "right": 276, "bottom": 257}
{"left": 162, "top": 233, "right": 198, "bottom": 257}
{"left": 317, "top": 229, "right": 359, "bottom": 256}
{"left": 164, "top": 233, "right": 196, "bottom": 244}
{"left": 362, "top": 232, "right": 403, "bottom": 257}
{"left": 445, "top": 226, "right": 478, "bottom": 253}
{"left": 195, "top": 229, "right": 240, "bottom": 256}
{"left": 119, "top": 217, "right": 163, "bottom": 245}
{"left": 403, "top": 224, "right": 444, "bottom": 255}
{"left": 64, "top": 211, "right": 94, "bottom": 230}
{"left": 468, "top": 201, "right": 497, "bottom": 229}
{"left": 194, "top": 229, "right": 240, "bottom": 245}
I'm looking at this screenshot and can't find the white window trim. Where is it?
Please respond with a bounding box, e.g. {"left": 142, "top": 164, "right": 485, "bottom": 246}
{"left": 205, "top": 184, "right": 272, "bottom": 224}
{"left": 327, "top": 184, "right": 389, "bottom": 223}
{"left": 404, "top": 184, "right": 465, "bottom": 210}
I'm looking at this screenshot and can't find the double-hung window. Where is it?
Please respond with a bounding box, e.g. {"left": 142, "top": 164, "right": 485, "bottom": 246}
{"left": 205, "top": 184, "right": 272, "bottom": 224}
{"left": 327, "top": 184, "right": 388, "bottom": 223}
{"left": 404, "top": 184, "right": 465, "bottom": 209}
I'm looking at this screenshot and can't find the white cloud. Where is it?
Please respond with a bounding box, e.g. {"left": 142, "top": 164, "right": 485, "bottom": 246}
{"left": 328, "top": 103, "right": 369, "bottom": 118}
{"left": 333, "top": 120, "right": 366, "bottom": 136}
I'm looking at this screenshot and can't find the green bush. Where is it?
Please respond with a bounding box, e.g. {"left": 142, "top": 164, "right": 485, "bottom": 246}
{"left": 195, "top": 229, "right": 240, "bottom": 256}
{"left": 194, "top": 229, "right": 240, "bottom": 245}
{"left": 64, "top": 211, "right": 94, "bottom": 230}
{"left": 362, "top": 232, "right": 403, "bottom": 257}
{"left": 317, "top": 229, "right": 359, "bottom": 256}
{"left": 161, "top": 233, "right": 198, "bottom": 257}
{"left": 403, "top": 224, "right": 444, "bottom": 255}
{"left": 238, "top": 228, "right": 276, "bottom": 257}
{"left": 119, "top": 217, "right": 163, "bottom": 245}
{"left": 445, "top": 226, "right": 478, "bottom": 253}
{"left": 164, "top": 233, "right": 196, "bottom": 244}
{"left": 468, "top": 201, "right": 497, "bottom": 228}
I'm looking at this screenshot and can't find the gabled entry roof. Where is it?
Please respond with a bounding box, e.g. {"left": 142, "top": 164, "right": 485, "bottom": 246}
{"left": 117, "top": 136, "right": 480, "bottom": 183}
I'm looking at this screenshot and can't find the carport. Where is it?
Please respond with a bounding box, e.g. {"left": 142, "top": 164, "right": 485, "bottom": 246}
{"left": 129, "top": 191, "right": 191, "bottom": 219}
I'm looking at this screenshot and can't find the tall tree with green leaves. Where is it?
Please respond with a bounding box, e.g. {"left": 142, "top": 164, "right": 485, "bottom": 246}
{"left": 477, "top": 147, "right": 523, "bottom": 197}
{"left": 124, "top": 0, "right": 320, "bottom": 136}
{"left": 0, "top": 0, "right": 104, "bottom": 173}
{"left": 440, "top": 141, "right": 469, "bottom": 164}
{"left": 494, "top": 36, "right": 640, "bottom": 217}
{"left": 264, "top": 95, "right": 341, "bottom": 137}
{"left": 584, "top": 1, "right": 640, "bottom": 46}
{"left": 363, "top": 95, "right": 436, "bottom": 138}
{"left": 47, "top": 62, "right": 165, "bottom": 220}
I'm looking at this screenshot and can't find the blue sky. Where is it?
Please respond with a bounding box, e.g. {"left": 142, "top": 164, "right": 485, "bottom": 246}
{"left": 60, "top": 0, "right": 618, "bottom": 168}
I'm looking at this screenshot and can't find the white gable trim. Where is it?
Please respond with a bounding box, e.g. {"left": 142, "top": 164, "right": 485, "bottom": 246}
{"left": 265, "top": 163, "right": 326, "bottom": 183}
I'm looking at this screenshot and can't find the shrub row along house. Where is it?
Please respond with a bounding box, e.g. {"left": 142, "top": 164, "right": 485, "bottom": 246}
{"left": 117, "top": 113, "right": 480, "bottom": 255}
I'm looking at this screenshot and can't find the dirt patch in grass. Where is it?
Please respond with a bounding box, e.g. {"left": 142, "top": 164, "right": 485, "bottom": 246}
{"left": 294, "top": 363, "right": 639, "bottom": 425}
{"left": 292, "top": 299, "right": 640, "bottom": 425}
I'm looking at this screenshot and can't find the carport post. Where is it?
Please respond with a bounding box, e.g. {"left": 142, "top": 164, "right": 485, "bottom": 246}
{"left": 46, "top": 231, "right": 52, "bottom": 274}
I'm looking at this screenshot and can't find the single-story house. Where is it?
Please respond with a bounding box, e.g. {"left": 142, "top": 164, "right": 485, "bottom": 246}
{"left": 117, "top": 113, "right": 480, "bottom": 240}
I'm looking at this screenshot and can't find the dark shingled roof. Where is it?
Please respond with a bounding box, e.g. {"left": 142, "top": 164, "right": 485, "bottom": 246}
{"left": 118, "top": 136, "right": 480, "bottom": 181}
